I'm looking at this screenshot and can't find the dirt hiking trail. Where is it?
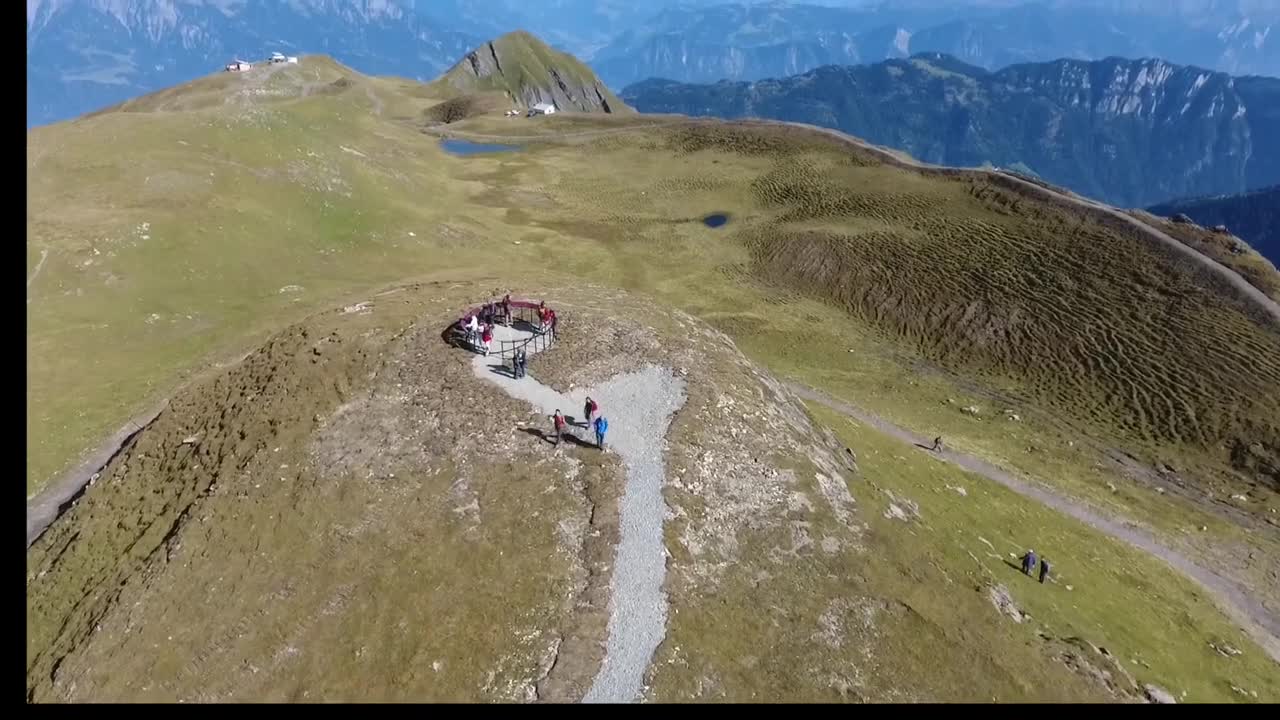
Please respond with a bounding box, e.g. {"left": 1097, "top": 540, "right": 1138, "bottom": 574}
{"left": 472, "top": 323, "right": 687, "bottom": 702}
{"left": 788, "top": 382, "right": 1280, "bottom": 665}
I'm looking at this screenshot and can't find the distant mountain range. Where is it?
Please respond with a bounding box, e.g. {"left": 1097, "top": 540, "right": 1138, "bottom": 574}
{"left": 590, "top": 1, "right": 1280, "bottom": 90}
{"left": 27, "top": 1, "right": 1280, "bottom": 128}
{"left": 622, "top": 54, "right": 1280, "bottom": 209}
{"left": 1148, "top": 185, "right": 1280, "bottom": 267}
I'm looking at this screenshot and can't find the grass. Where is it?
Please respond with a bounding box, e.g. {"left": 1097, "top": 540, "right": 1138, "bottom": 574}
{"left": 515, "top": 121, "right": 1280, "bottom": 510}
{"left": 1129, "top": 209, "right": 1280, "bottom": 302}
{"left": 26, "top": 63, "right": 495, "bottom": 496}
{"left": 26, "top": 57, "right": 1280, "bottom": 701}
{"left": 527, "top": 293, "right": 1125, "bottom": 701}
{"left": 26, "top": 284, "right": 624, "bottom": 701}
{"left": 800, "top": 404, "right": 1279, "bottom": 703}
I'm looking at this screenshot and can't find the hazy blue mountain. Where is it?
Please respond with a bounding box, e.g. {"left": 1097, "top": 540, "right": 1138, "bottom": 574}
{"left": 27, "top": 1, "right": 1280, "bottom": 127}
{"left": 593, "top": 1, "right": 1280, "bottom": 90}
{"left": 622, "top": 53, "right": 1280, "bottom": 208}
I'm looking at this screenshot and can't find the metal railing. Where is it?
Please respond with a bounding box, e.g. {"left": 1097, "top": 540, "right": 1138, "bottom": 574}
{"left": 444, "top": 298, "right": 557, "bottom": 361}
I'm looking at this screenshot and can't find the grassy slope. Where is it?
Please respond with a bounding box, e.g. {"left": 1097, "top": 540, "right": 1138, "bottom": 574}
{"left": 1128, "top": 209, "right": 1280, "bottom": 302}
{"left": 27, "top": 59, "right": 494, "bottom": 496}
{"left": 803, "top": 405, "right": 1278, "bottom": 703}
{"left": 27, "top": 283, "right": 617, "bottom": 701}
{"left": 438, "top": 30, "right": 629, "bottom": 111}
{"left": 26, "top": 60, "right": 1280, "bottom": 701}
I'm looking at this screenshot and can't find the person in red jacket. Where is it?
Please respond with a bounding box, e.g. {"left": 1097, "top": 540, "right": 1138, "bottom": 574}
{"left": 481, "top": 323, "right": 493, "bottom": 356}
{"left": 552, "top": 409, "right": 566, "bottom": 446}
{"left": 583, "top": 397, "right": 599, "bottom": 427}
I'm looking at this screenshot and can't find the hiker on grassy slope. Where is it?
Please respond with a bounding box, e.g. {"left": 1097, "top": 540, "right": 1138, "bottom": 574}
{"left": 1021, "top": 549, "right": 1037, "bottom": 576}
{"left": 1039, "top": 557, "right": 1052, "bottom": 584}
{"left": 931, "top": 436, "right": 943, "bottom": 452}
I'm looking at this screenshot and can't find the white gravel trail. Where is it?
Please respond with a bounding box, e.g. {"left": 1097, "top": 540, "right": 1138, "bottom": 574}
{"left": 471, "top": 324, "right": 687, "bottom": 703}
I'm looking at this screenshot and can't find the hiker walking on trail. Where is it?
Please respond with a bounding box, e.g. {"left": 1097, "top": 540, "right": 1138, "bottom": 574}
{"left": 1038, "top": 557, "right": 1051, "bottom": 584}
{"left": 513, "top": 347, "right": 527, "bottom": 378}
{"left": 502, "top": 294, "right": 512, "bottom": 325}
{"left": 552, "top": 410, "right": 566, "bottom": 446}
{"left": 1020, "top": 549, "right": 1037, "bottom": 577}
{"left": 481, "top": 324, "right": 493, "bottom": 357}
{"left": 549, "top": 309, "right": 559, "bottom": 339}
{"left": 583, "top": 397, "right": 599, "bottom": 427}
{"left": 931, "top": 436, "right": 943, "bottom": 453}
{"left": 594, "top": 415, "right": 608, "bottom": 450}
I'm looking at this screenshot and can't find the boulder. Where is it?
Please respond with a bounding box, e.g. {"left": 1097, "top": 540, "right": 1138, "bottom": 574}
{"left": 1144, "top": 684, "right": 1176, "bottom": 704}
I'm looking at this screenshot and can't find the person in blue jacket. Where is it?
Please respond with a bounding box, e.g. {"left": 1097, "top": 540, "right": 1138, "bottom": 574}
{"left": 1020, "top": 549, "right": 1037, "bottom": 576}
{"left": 593, "top": 415, "right": 608, "bottom": 450}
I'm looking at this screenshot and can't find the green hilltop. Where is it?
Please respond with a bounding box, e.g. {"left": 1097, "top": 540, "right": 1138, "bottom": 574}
{"left": 437, "top": 30, "right": 630, "bottom": 114}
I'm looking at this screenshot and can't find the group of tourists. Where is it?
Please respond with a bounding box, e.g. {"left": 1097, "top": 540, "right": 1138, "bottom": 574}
{"left": 478, "top": 295, "right": 513, "bottom": 328}
{"left": 551, "top": 397, "right": 608, "bottom": 450}
{"left": 455, "top": 295, "right": 560, "bottom": 359}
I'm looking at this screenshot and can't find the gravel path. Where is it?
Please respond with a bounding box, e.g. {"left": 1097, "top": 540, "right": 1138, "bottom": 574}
{"left": 471, "top": 324, "right": 687, "bottom": 702}
{"left": 788, "top": 382, "right": 1280, "bottom": 664}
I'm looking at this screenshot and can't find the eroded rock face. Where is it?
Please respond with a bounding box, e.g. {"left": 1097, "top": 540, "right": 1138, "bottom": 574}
{"left": 988, "top": 584, "right": 1025, "bottom": 623}
{"left": 454, "top": 40, "right": 617, "bottom": 114}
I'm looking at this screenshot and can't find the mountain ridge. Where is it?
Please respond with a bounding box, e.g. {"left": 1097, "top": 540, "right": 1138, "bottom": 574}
{"left": 621, "top": 52, "right": 1280, "bottom": 208}
{"left": 590, "top": 1, "right": 1280, "bottom": 90}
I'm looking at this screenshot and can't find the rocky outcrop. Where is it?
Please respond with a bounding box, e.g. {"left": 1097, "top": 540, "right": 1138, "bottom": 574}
{"left": 446, "top": 32, "right": 627, "bottom": 114}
